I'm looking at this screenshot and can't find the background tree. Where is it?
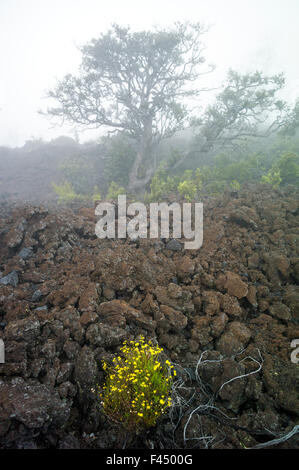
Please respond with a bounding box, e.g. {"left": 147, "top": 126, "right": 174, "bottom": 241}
{"left": 281, "top": 98, "right": 299, "bottom": 136}
{"left": 179, "top": 70, "right": 289, "bottom": 170}
{"left": 47, "top": 22, "right": 212, "bottom": 192}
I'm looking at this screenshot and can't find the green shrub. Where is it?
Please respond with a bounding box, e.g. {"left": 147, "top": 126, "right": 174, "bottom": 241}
{"left": 203, "top": 179, "right": 227, "bottom": 195}
{"left": 177, "top": 180, "right": 198, "bottom": 201}
{"left": 52, "top": 181, "right": 88, "bottom": 203}
{"left": 276, "top": 151, "right": 299, "bottom": 186}
{"left": 106, "top": 181, "right": 126, "bottom": 199}
{"left": 194, "top": 168, "right": 203, "bottom": 190}
{"left": 92, "top": 185, "right": 102, "bottom": 202}
{"left": 230, "top": 180, "right": 241, "bottom": 191}
{"left": 145, "top": 165, "right": 203, "bottom": 202}
{"left": 98, "top": 337, "right": 175, "bottom": 433}
{"left": 261, "top": 168, "right": 282, "bottom": 188}
{"left": 145, "top": 163, "right": 179, "bottom": 202}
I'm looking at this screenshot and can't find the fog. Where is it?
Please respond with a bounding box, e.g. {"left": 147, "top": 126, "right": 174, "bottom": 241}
{"left": 0, "top": 2, "right": 299, "bottom": 450}
{"left": 0, "top": 0, "right": 299, "bottom": 147}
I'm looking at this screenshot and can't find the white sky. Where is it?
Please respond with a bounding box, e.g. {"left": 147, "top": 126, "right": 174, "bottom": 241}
{"left": 0, "top": 0, "right": 298, "bottom": 147}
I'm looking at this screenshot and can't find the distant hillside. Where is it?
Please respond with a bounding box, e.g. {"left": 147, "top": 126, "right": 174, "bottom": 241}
{"left": 0, "top": 137, "right": 106, "bottom": 206}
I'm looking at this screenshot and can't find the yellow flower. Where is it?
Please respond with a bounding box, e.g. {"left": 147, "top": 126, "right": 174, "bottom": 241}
{"left": 100, "top": 338, "right": 173, "bottom": 431}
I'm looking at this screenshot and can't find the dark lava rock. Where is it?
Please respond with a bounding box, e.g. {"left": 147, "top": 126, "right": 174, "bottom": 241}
{"left": 34, "top": 305, "right": 48, "bottom": 312}
{"left": 31, "top": 290, "right": 43, "bottom": 302}
{"left": 18, "top": 247, "right": 33, "bottom": 260}
{"left": 0, "top": 377, "right": 71, "bottom": 438}
{"left": 58, "top": 434, "right": 81, "bottom": 449}
{"left": 166, "top": 239, "right": 182, "bottom": 251}
{"left": 0, "top": 185, "right": 298, "bottom": 449}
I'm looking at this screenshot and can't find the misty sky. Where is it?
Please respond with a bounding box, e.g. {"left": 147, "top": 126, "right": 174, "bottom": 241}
{"left": 0, "top": 0, "right": 298, "bottom": 147}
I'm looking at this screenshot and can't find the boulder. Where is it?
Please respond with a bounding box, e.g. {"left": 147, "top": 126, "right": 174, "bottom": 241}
{"left": 0, "top": 377, "right": 70, "bottom": 436}
{"left": 224, "top": 272, "right": 248, "bottom": 299}
{"left": 216, "top": 321, "right": 252, "bottom": 356}
{"left": 0, "top": 271, "right": 19, "bottom": 287}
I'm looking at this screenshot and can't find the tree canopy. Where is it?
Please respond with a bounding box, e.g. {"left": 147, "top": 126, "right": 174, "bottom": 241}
{"left": 47, "top": 22, "right": 212, "bottom": 191}
{"left": 47, "top": 22, "right": 292, "bottom": 193}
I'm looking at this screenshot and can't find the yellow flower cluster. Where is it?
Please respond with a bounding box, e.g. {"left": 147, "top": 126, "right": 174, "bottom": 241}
{"left": 98, "top": 336, "right": 176, "bottom": 432}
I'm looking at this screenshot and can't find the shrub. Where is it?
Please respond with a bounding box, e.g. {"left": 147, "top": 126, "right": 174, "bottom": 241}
{"left": 52, "top": 181, "right": 88, "bottom": 203}
{"left": 177, "top": 168, "right": 203, "bottom": 201}
{"left": 230, "top": 180, "right": 241, "bottom": 191}
{"left": 106, "top": 181, "right": 126, "bottom": 199}
{"left": 177, "top": 180, "right": 198, "bottom": 201}
{"left": 145, "top": 165, "right": 203, "bottom": 202}
{"left": 145, "top": 163, "right": 179, "bottom": 202}
{"left": 194, "top": 168, "right": 203, "bottom": 190}
{"left": 276, "top": 151, "right": 299, "bottom": 186}
{"left": 92, "top": 185, "right": 102, "bottom": 202}
{"left": 98, "top": 337, "right": 176, "bottom": 434}
{"left": 261, "top": 168, "right": 282, "bottom": 188}
{"left": 204, "top": 179, "right": 227, "bottom": 195}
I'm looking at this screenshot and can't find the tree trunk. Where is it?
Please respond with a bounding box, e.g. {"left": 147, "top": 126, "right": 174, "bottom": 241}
{"left": 128, "top": 119, "right": 155, "bottom": 193}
